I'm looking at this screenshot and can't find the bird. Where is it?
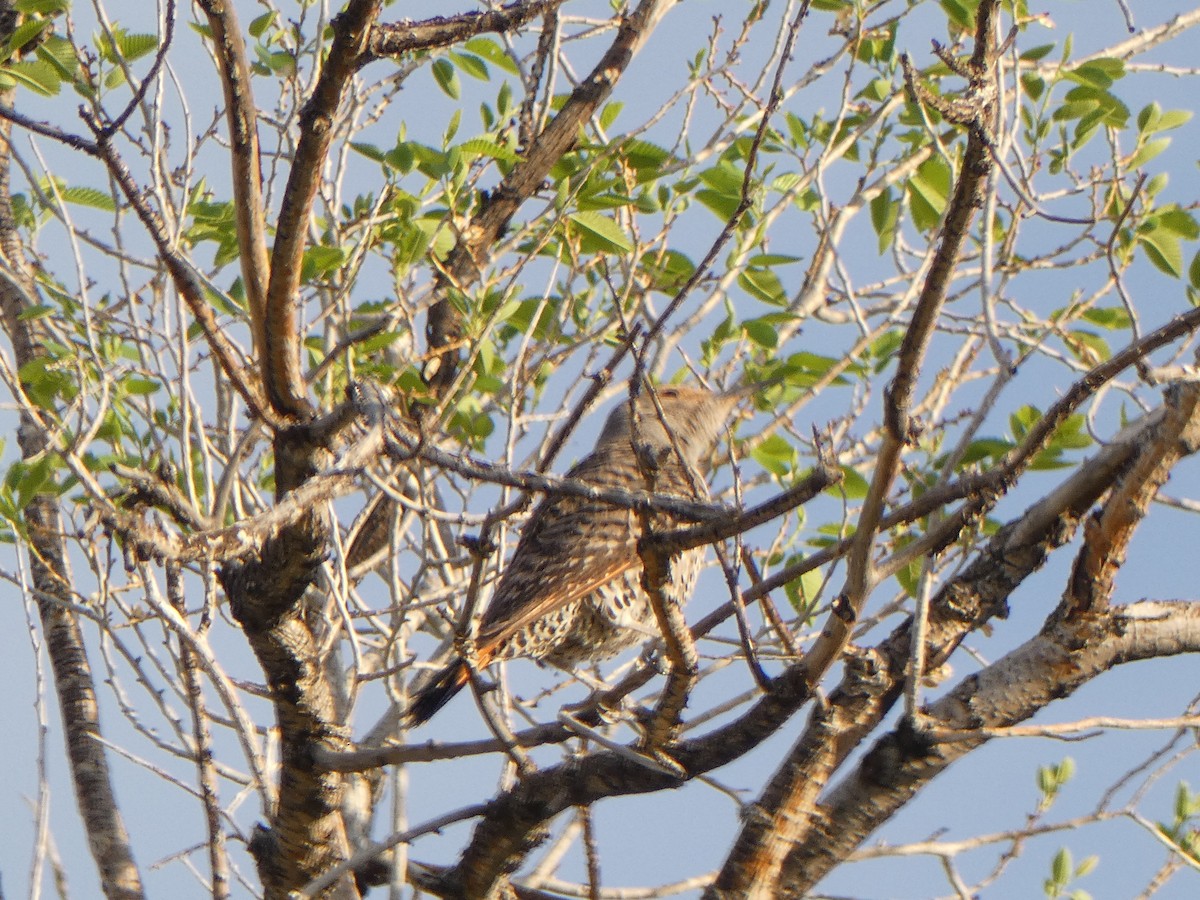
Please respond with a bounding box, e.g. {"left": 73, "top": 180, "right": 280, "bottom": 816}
{"left": 407, "top": 383, "right": 749, "bottom": 725}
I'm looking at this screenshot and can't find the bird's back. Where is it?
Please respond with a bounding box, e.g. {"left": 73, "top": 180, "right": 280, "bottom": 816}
{"left": 477, "top": 439, "right": 707, "bottom": 663}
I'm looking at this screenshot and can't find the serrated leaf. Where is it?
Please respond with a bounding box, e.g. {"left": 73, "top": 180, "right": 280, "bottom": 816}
{"left": 1065, "top": 57, "right": 1125, "bottom": 89}
{"left": 2, "top": 59, "right": 59, "bottom": 95}
{"left": 432, "top": 58, "right": 460, "bottom": 99}
{"left": 105, "top": 32, "right": 159, "bottom": 64}
{"left": 7, "top": 19, "right": 48, "bottom": 58}
{"left": 619, "top": 139, "right": 676, "bottom": 176}
{"left": 35, "top": 35, "right": 76, "bottom": 79}
{"left": 449, "top": 50, "right": 488, "bottom": 81}
{"left": 349, "top": 141, "right": 385, "bottom": 163}
{"left": 640, "top": 249, "right": 695, "bottom": 293}
{"left": 300, "top": 245, "right": 348, "bottom": 282}
{"left": 59, "top": 185, "right": 116, "bottom": 212}
{"left": 458, "top": 137, "right": 520, "bottom": 163}
{"left": 463, "top": 37, "right": 519, "bottom": 75}
{"left": 567, "top": 210, "right": 632, "bottom": 253}
{"left": 1158, "top": 206, "right": 1200, "bottom": 239}
{"left": 1127, "top": 137, "right": 1170, "bottom": 170}
{"left": 738, "top": 267, "right": 786, "bottom": 306}
{"left": 1139, "top": 228, "right": 1183, "bottom": 278}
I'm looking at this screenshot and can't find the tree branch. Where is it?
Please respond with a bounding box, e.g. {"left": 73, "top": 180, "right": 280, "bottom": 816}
{"left": 363, "top": 0, "right": 566, "bottom": 62}
{"left": 776, "top": 601, "right": 1200, "bottom": 896}
{"left": 195, "top": 0, "right": 271, "bottom": 374}
{"left": 424, "top": 0, "right": 668, "bottom": 399}
{"left": 266, "top": 0, "right": 383, "bottom": 419}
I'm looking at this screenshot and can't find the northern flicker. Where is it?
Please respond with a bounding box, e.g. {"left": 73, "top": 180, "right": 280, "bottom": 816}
{"left": 407, "top": 383, "right": 747, "bottom": 725}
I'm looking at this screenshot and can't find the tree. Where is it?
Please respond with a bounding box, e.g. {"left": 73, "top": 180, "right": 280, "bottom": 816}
{"left": 3, "top": 0, "right": 1200, "bottom": 897}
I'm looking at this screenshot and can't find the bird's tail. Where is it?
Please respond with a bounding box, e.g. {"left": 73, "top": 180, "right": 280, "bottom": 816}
{"left": 407, "top": 658, "right": 470, "bottom": 726}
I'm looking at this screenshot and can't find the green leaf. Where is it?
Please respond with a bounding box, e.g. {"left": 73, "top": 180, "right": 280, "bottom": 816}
{"left": 697, "top": 161, "right": 744, "bottom": 196}
{"left": 567, "top": 211, "right": 633, "bottom": 254}
{"left": 1020, "top": 44, "right": 1056, "bottom": 62}
{"left": 738, "top": 267, "right": 787, "bottom": 306}
{"left": 870, "top": 188, "right": 899, "bottom": 254}
{"left": 349, "top": 141, "right": 385, "bottom": 163}
{"left": 449, "top": 50, "right": 489, "bottom": 82}
{"left": 742, "top": 318, "right": 778, "bottom": 349}
{"left": 496, "top": 80, "right": 513, "bottom": 118}
{"left": 432, "top": 58, "right": 460, "bottom": 99}
{"left": 2, "top": 59, "right": 60, "bottom": 95}
{"left": 100, "top": 31, "right": 159, "bottom": 64}
{"left": 1081, "top": 307, "right": 1131, "bottom": 330}
{"left": 1064, "top": 57, "right": 1125, "bottom": 89}
{"left": 1075, "top": 856, "right": 1099, "bottom": 878}
{"left": 458, "top": 137, "right": 521, "bottom": 163}
{"left": 957, "top": 437, "right": 1014, "bottom": 467}
{"left": 908, "top": 156, "right": 952, "bottom": 232}
{"left": 750, "top": 434, "right": 797, "bottom": 477}
{"left": 300, "top": 245, "right": 348, "bottom": 282}
{"left": 640, "top": 249, "right": 695, "bottom": 293}
{"left": 696, "top": 188, "right": 742, "bottom": 220}
{"left": 7, "top": 19, "right": 48, "bottom": 58}
{"left": 1138, "top": 227, "right": 1184, "bottom": 278}
{"left": 1155, "top": 109, "right": 1193, "bottom": 132}
{"left": 464, "top": 37, "right": 520, "bottom": 75}
{"left": 1065, "top": 330, "right": 1110, "bottom": 364}
{"left": 122, "top": 376, "right": 160, "bottom": 396}
{"left": 858, "top": 77, "right": 892, "bottom": 102}
{"left": 1021, "top": 73, "right": 1045, "bottom": 101}
{"left": 15, "top": 0, "right": 70, "bottom": 13}
{"left": 746, "top": 253, "right": 802, "bottom": 267}
{"left": 1126, "top": 137, "right": 1170, "bottom": 170}
{"left": 1174, "top": 782, "right": 1193, "bottom": 822}
{"left": 16, "top": 304, "right": 53, "bottom": 321}
{"left": 938, "top": 0, "right": 977, "bottom": 32}
{"left": 35, "top": 35, "right": 76, "bottom": 80}
{"left": 1158, "top": 206, "right": 1200, "bottom": 239}
{"left": 249, "top": 11, "right": 278, "bottom": 39}
{"left": 58, "top": 185, "right": 116, "bottom": 212}
{"left": 785, "top": 566, "right": 822, "bottom": 615}
{"left": 837, "top": 465, "right": 869, "bottom": 500}
{"left": 1052, "top": 848, "right": 1072, "bottom": 886}
{"left": 13, "top": 454, "right": 57, "bottom": 508}
{"left": 599, "top": 101, "right": 623, "bottom": 131}
{"left": 1009, "top": 404, "right": 1041, "bottom": 440}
